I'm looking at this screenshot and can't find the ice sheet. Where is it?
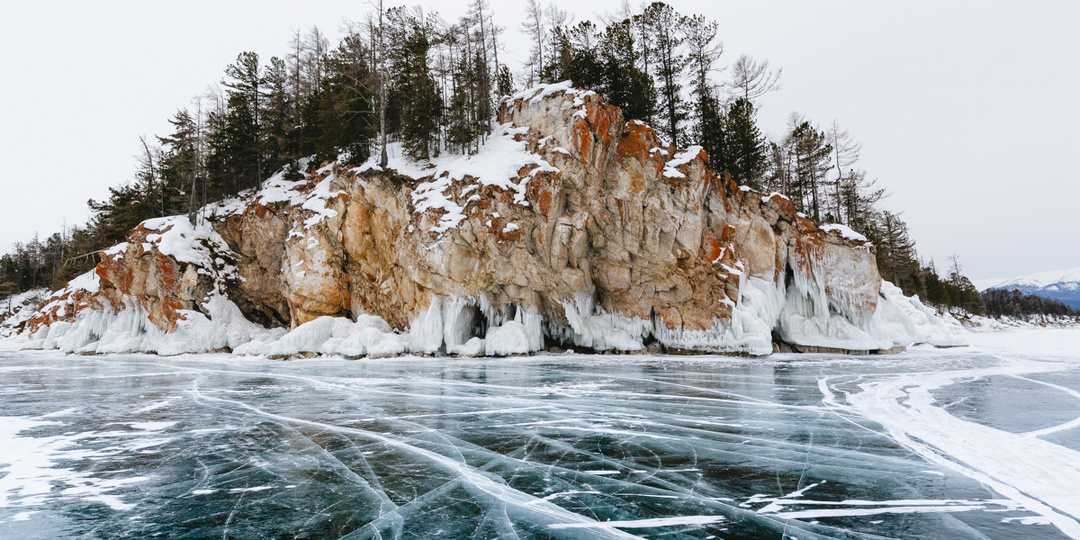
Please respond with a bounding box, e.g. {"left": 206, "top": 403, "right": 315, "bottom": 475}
{"left": 2, "top": 331, "right": 1079, "bottom": 538}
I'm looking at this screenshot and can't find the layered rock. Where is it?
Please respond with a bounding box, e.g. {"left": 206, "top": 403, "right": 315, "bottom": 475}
{"left": 22, "top": 82, "right": 959, "bottom": 356}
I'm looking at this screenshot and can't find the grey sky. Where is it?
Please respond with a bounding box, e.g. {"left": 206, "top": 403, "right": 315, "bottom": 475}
{"left": 1, "top": 0, "right": 1076, "bottom": 281}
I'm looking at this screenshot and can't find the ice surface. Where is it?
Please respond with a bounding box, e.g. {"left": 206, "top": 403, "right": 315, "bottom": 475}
{"left": 830, "top": 329, "right": 1080, "bottom": 538}
{"left": 2, "top": 329, "right": 1079, "bottom": 538}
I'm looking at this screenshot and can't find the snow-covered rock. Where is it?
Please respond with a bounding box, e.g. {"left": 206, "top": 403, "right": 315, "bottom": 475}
{"left": 0, "top": 288, "right": 49, "bottom": 338}
{"left": 16, "top": 82, "right": 961, "bottom": 357}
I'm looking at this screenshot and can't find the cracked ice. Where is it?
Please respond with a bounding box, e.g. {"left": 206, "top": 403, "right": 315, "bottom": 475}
{"left": 0, "top": 328, "right": 1079, "bottom": 538}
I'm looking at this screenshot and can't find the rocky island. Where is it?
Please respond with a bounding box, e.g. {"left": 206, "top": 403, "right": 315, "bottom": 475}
{"left": 19, "top": 83, "right": 957, "bottom": 357}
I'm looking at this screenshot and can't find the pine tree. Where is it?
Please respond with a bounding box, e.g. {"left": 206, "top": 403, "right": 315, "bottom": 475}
{"left": 497, "top": 65, "right": 514, "bottom": 97}
{"left": 838, "top": 168, "right": 885, "bottom": 233}
{"left": 137, "top": 135, "right": 163, "bottom": 216}
{"left": 221, "top": 51, "right": 265, "bottom": 188}
{"left": 562, "top": 21, "right": 605, "bottom": 91}
{"left": 87, "top": 184, "right": 157, "bottom": 246}
{"left": 872, "top": 211, "right": 916, "bottom": 287}
{"left": 263, "top": 56, "right": 298, "bottom": 173}
{"left": 389, "top": 10, "right": 443, "bottom": 160}
{"left": 789, "top": 119, "right": 833, "bottom": 221}
{"left": 638, "top": 2, "right": 687, "bottom": 146}
{"left": 447, "top": 48, "right": 483, "bottom": 153}
{"left": 694, "top": 93, "right": 726, "bottom": 173}
{"left": 724, "top": 98, "right": 767, "bottom": 188}
{"left": 467, "top": 0, "right": 496, "bottom": 146}
{"left": 924, "top": 270, "right": 950, "bottom": 306}
{"left": 301, "top": 35, "right": 376, "bottom": 165}
{"left": 684, "top": 14, "right": 724, "bottom": 171}
{"left": 540, "top": 4, "right": 572, "bottom": 83}
{"left": 541, "top": 25, "right": 571, "bottom": 83}
{"left": 205, "top": 91, "right": 260, "bottom": 197}
{"left": 765, "top": 140, "right": 793, "bottom": 196}
{"left": 598, "top": 19, "right": 655, "bottom": 122}
{"left": 158, "top": 109, "right": 203, "bottom": 222}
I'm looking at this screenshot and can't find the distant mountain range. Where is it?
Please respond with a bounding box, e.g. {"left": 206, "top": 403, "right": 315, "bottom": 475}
{"left": 974, "top": 267, "right": 1080, "bottom": 309}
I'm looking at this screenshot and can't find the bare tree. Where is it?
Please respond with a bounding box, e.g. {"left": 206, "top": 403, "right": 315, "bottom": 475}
{"left": 599, "top": 0, "right": 632, "bottom": 25}
{"left": 684, "top": 14, "right": 723, "bottom": 102}
{"left": 519, "top": 0, "right": 545, "bottom": 86}
{"left": 138, "top": 135, "right": 161, "bottom": 215}
{"left": 485, "top": 12, "right": 504, "bottom": 92}
{"left": 287, "top": 29, "right": 304, "bottom": 107}
{"left": 725, "top": 54, "right": 781, "bottom": 102}
{"left": 362, "top": 0, "right": 390, "bottom": 167}
{"left": 192, "top": 95, "right": 208, "bottom": 220}
{"left": 947, "top": 255, "right": 964, "bottom": 288}
{"left": 302, "top": 26, "right": 329, "bottom": 96}
{"left": 827, "top": 121, "right": 861, "bottom": 221}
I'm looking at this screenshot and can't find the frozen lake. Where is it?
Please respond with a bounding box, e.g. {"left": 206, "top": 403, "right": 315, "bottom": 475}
{"left": 1, "top": 328, "right": 1079, "bottom": 539}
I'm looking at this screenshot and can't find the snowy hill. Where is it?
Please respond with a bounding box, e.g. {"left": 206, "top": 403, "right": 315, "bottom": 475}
{"left": 975, "top": 267, "right": 1080, "bottom": 309}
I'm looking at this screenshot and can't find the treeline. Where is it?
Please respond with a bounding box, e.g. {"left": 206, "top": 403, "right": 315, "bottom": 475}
{"left": 0, "top": 0, "right": 1048, "bottom": 321}
{"left": 981, "top": 289, "right": 1079, "bottom": 322}
{"left": 510, "top": 1, "right": 980, "bottom": 315}
{"left": 2, "top": 0, "right": 507, "bottom": 292}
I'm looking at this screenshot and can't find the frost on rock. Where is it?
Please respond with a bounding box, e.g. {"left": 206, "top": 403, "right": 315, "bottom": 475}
{"left": 771, "top": 267, "right": 964, "bottom": 352}
{"left": 141, "top": 215, "right": 233, "bottom": 269}
{"left": 22, "top": 210, "right": 285, "bottom": 355}
{"left": 484, "top": 321, "right": 531, "bottom": 356}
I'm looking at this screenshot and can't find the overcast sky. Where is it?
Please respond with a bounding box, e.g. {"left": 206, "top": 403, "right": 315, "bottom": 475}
{"left": 1, "top": 0, "right": 1077, "bottom": 281}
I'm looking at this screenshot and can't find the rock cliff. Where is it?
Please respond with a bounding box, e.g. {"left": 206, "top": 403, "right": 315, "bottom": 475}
{"left": 21, "top": 82, "right": 960, "bottom": 356}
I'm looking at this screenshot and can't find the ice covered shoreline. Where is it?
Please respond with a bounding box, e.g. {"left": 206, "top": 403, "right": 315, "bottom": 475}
{"left": 10, "top": 273, "right": 964, "bottom": 359}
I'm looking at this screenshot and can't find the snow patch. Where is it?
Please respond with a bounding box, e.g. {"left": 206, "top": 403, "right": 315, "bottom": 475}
{"left": 820, "top": 223, "right": 868, "bottom": 243}
{"left": 662, "top": 146, "right": 702, "bottom": 179}
{"left": 512, "top": 80, "right": 575, "bottom": 105}
{"left": 387, "top": 125, "right": 558, "bottom": 235}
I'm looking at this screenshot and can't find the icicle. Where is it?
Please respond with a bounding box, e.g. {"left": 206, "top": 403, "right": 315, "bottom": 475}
{"left": 408, "top": 299, "right": 444, "bottom": 354}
